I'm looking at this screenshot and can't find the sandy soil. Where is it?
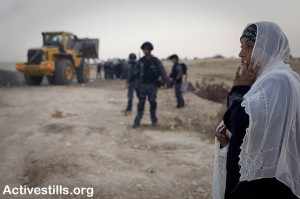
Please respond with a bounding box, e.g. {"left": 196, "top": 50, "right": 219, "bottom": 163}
{"left": 0, "top": 58, "right": 299, "bottom": 199}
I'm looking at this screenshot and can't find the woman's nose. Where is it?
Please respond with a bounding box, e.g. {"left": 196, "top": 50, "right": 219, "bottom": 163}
{"left": 239, "top": 48, "right": 245, "bottom": 58}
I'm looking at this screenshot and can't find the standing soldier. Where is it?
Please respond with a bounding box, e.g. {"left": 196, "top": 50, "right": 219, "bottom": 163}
{"left": 103, "top": 61, "right": 110, "bottom": 79}
{"left": 124, "top": 53, "right": 139, "bottom": 114}
{"left": 168, "top": 54, "right": 185, "bottom": 108}
{"left": 96, "top": 61, "right": 102, "bottom": 79}
{"left": 132, "top": 42, "right": 168, "bottom": 128}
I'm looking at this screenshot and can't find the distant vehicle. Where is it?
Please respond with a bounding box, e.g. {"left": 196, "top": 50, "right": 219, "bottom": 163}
{"left": 16, "top": 31, "right": 99, "bottom": 85}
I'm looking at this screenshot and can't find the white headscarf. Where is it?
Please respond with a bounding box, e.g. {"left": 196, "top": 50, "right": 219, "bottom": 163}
{"left": 239, "top": 21, "right": 300, "bottom": 197}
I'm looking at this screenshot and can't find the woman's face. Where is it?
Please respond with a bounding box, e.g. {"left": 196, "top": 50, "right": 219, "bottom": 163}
{"left": 239, "top": 37, "right": 255, "bottom": 65}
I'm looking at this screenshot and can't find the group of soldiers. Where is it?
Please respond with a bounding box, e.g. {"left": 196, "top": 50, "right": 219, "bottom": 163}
{"left": 97, "top": 59, "right": 127, "bottom": 80}
{"left": 122, "top": 41, "right": 188, "bottom": 128}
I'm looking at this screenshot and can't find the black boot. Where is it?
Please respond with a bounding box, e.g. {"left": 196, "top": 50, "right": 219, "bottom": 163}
{"left": 125, "top": 107, "right": 132, "bottom": 112}
{"left": 123, "top": 105, "right": 132, "bottom": 115}
{"left": 177, "top": 100, "right": 184, "bottom": 108}
{"left": 124, "top": 100, "right": 132, "bottom": 112}
{"left": 175, "top": 99, "right": 180, "bottom": 108}
{"left": 132, "top": 123, "right": 140, "bottom": 128}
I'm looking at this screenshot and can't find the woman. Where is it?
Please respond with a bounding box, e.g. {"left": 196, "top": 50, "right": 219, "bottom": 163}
{"left": 213, "top": 21, "right": 300, "bottom": 199}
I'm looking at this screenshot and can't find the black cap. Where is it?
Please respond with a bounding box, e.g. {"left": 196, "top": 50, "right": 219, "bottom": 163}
{"left": 141, "top": 42, "right": 153, "bottom": 50}
{"left": 168, "top": 54, "right": 179, "bottom": 61}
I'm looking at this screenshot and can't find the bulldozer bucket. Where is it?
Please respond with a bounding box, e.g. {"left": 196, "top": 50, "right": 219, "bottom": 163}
{"left": 75, "top": 38, "right": 99, "bottom": 59}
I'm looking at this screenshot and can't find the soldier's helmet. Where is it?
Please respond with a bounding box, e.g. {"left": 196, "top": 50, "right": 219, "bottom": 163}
{"left": 141, "top": 42, "right": 154, "bottom": 50}
{"left": 129, "top": 53, "right": 137, "bottom": 60}
{"left": 168, "top": 54, "right": 179, "bottom": 61}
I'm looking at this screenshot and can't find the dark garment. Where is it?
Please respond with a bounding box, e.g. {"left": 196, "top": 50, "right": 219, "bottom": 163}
{"left": 223, "top": 86, "right": 298, "bottom": 199}
{"left": 115, "top": 63, "right": 122, "bottom": 79}
{"left": 96, "top": 63, "right": 102, "bottom": 79}
{"left": 170, "top": 63, "right": 184, "bottom": 107}
{"left": 104, "top": 63, "right": 109, "bottom": 79}
{"left": 127, "top": 61, "right": 138, "bottom": 82}
{"left": 170, "top": 63, "right": 183, "bottom": 83}
{"left": 126, "top": 81, "right": 139, "bottom": 111}
{"left": 121, "top": 67, "right": 129, "bottom": 79}
{"left": 133, "top": 56, "right": 167, "bottom": 125}
{"left": 134, "top": 84, "right": 157, "bottom": 124}
{"left": 127, "top": 65, "right": 139, "bottom": 110}
{"left": 104, "top": 63, "right": 114, "bottom": 79}
{"left": 125, "top": 61, "right": 139, "bottom": 111}
{"left": 231, "top": 178, "right": 298, "bottom": 199}
{"left": 174, "top": 82, "right": 184, "bottom": 107}
{"left": 138, "top": 56, "right": 167, "bottom": 85}
{"left": 223, "top": 85, "right": 250, "bottom": 199}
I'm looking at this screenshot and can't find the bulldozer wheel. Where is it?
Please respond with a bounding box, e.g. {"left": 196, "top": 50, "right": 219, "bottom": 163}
{"left": 24, "top": 75, "right": 43, "bottom": 86}
{"left": 77, "top": 59, "right": 90, "bottom": 84}
{"left": 47, "top": 76, "right": 56, "bottom": 85}
{"left": 55, "top": 59, "right": 74, "bottom": 85}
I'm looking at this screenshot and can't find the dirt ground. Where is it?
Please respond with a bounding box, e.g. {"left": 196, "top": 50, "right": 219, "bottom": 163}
{"left": 0, "top": 58, "right": 299, "bottom": 199}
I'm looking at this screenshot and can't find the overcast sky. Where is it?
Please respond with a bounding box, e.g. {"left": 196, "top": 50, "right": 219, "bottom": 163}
{"left": 1, "top": 0, "right": 299, "bottom": 62}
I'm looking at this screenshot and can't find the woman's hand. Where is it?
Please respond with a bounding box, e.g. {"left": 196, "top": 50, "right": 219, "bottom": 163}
{"left": 215, "top": 128, "right": 229, "bottom": 148}
{"left": 233, "top": 59, "right": 260, "bottom": 87}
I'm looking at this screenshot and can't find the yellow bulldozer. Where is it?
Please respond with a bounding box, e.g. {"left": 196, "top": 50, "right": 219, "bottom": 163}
{"left": 16, "top": 31, "right": 99, "bottom": 85}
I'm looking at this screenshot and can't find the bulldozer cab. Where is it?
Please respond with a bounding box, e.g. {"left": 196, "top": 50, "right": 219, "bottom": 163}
{"left": 42, "top": 32, "right": 74, "bottom": 52}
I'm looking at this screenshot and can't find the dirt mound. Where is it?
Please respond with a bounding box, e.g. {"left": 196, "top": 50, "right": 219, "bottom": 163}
{"left": 0, "top": 69, "right": 24, "bottom": 86}
{"left": 22, "top": 154, "right": 79, "bottom": 187}
{"left": 193, "top": 78, "right": 230, "bottom": 103}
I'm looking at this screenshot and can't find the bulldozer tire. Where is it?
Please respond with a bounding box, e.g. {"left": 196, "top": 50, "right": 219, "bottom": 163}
{"left": 55, "top": 59, "right": 74, "bottom": 85}
{"left": 77, "top": 59, "right": 90, "bottom": 84}
{"left": 47, "top": 76, "right": 56, "bottom": 85}
{"left": 24, "top": 75, "right": 43, "bottom": 86}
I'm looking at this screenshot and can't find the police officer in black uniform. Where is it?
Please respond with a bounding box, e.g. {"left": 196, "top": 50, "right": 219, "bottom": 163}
{"left": 168, "top": 54, "right": 185, "bottom": 108}
{"left": 132, "top": 42, "right": 167, "bottom": 128}
{"left": 96, "top": 61, "right": 102, "bottom": 79}
{"left": 124, "top": 53, "right": 139, "bottom": 113}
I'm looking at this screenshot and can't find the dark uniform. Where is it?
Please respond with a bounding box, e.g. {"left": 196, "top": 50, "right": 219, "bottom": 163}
{"left": 124, "top": 53, "right": 139, "bottom": 112}
{"left": 133, "top": 42, "right": 167, "bottom": 128}
{"left": 104, "top": 61, "right": 112, "bottom": 79}
{"left": 96, "top": 62, "right": 102, "bottom": 79}
{"left": 169, "top": 54, "right": 185, "bottom": 108}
